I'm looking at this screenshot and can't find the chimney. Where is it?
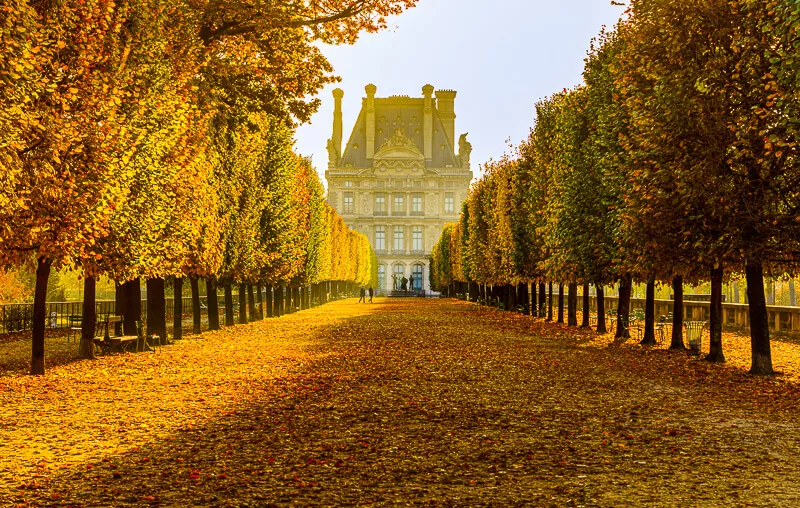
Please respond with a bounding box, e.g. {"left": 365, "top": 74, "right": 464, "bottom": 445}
{"left": 332, "top": 88, "right": 344, "bottom": 157}
{"left": 435, "top": 89, "right": 457, "bottom": 149}
{"left": 422, "top": 84, "right": 434, "bottom": 160}
{"left": 365, "top": 84, "right": 377, "bottom": 159}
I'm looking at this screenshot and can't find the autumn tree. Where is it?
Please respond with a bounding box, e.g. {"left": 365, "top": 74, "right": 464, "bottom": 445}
{"left": 0, "top": 0, "right": 184, "bottom": 373}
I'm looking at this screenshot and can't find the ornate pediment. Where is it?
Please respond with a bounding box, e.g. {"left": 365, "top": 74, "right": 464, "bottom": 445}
{"left": 373, "top": 128, "right": 424, "bottom": 161}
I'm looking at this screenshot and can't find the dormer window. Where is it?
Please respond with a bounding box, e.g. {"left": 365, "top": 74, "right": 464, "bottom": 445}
{"left": 344, "top": 181, "right": 353, "bottom": 188}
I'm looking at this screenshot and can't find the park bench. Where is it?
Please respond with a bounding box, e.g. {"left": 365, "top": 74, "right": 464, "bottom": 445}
{"left": 93, "top": 315, "right": 140, "bottom": 355}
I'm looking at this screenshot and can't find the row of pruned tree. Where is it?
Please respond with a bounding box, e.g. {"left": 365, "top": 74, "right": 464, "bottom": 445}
{"left": 0, "top": 0, "right": 409, "bottom": 374}
{"left": 430, "top": 0, "right": 799, "bottom": 375}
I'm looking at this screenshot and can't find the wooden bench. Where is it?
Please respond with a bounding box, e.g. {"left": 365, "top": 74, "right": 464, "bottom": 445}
{"left": 93, "top": 315, "right": 140, "bottom": 355}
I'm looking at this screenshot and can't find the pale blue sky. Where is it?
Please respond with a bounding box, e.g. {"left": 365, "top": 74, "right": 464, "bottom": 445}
{"left": 294, "top": 0, "right": 626, "bottom": 184}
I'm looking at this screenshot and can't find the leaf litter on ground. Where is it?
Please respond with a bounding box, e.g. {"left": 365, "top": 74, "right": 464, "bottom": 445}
{"left": 2, "top": 298, "right": 800, "bottom": 506}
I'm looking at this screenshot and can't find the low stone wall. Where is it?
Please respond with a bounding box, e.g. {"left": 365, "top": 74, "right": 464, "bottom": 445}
{"left": 587, "top": 296, "right": 800, "bottom": 337}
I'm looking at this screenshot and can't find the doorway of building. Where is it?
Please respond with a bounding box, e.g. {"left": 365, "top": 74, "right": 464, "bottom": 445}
{"left": 412, "top": 264, "right": 424, "bottom": 291}
{"left": 392, "top": 264, "right": 405, "bottom": 290}
{"left": 377, "top": 264, "right": 386, "bottom": 291}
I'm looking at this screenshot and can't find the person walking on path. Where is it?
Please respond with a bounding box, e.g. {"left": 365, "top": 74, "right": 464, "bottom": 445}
{"left": 368, "top": 287, "right": 374, "bottom": 303}
{"left": 358, "top": 287, "right": 366, "bottom": 303}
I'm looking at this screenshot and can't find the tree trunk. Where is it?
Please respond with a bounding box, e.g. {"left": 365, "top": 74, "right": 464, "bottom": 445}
{"left": 190, "top": 276, "right": 202, "bottom": 334}
{"left": 640, "top": 277, "right": 656, "bottom": 346}
{"left": 122, "top": 278, "right": 142, "bottom": 336}
{"left": 746, "top": 262, "right": 773, "bottom": 375}
{"left": 30, "top": 257, "right": 52, "bottom": 375}
{"left": 147, "top": 278, "right": 167, "bottom": 340}
{"left": 547, "top": 282, "right": 553, "bottom": 321}
{"left": 707, "top": 263, "right": 725, "bottom": 362}
{"left": 517, "top": 283, "right": 528, "bottom": 314}
{"left": 276, "top": 286, "right": 284, "bottom": 316}
{"left": 670, "top": 275, "right": 685, "bottom": 349}
{"left": 596, "top": 284, "right": 607, "bottom": 334}
{"left": 238, "top": 283, "right": 248, "bottom": 324}
{"left": 223, "top": 283, "right": 234, "bottom": 326}
{"left": 173, "top": 277, "right": 183, "bottom": 341}
{"left": 206, "top": 278, "right": 219, "bottom": 331}
{"left": 257, "top": 284, "right": 264, "bottom": 318}
{"left": 246, "top": 284, "right": 255, "bottom": 320}
{"left": 557, "top": 283, "right": 565, "bottom": 323}
{"left": 538, "top": 283, "right": 546, "bottom": 318}
{"left": 615, "top": 277, "right": 632, "bottom": 339}
{"left": 266, "top": 285, "right": 274, "bottom": 317}
{"left": 529, "top": 282, "right": 537, "bottom": 317}
{"left": 567, "top": 282, "right": 578, "bottom": 326}
{"left": 581, "top": 283, "right": 590, "bottom": 328}
{"left": 79, "top": 276, "right": 97, "bottom": 359}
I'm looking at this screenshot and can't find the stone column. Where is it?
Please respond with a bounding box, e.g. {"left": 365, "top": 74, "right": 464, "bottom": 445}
{"left": 435, "top": 89, "right": 457, "bottom": 149}
{"left": 332, "top": 88, "right": 344, "bottom": 157}
{"left": 366, "top": 84, "right": 376, "bottom": 159}
{"left": 423, "top": 84, "right": 433, "bottom": 160}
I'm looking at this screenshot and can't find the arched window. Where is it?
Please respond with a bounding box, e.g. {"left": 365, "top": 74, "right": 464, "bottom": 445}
{"left": 412, "top": 264, "right": 424, "bottom": 291}
{"left": 392, "top": 264, "right": 405, "bottom": 290}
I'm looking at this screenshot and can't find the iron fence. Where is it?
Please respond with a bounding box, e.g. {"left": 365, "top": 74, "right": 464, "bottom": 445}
{"left": 0, "top": 296, "right": 212, "bottom": 334}
{"left": 2, "top": 288, "right": 278, "bottom": 334}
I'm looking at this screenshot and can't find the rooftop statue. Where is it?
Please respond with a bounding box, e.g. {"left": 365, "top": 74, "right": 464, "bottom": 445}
{"left": 458, "top": 133, "right": 472, "bottom": 168}
{"left": 326, "top": 138, "right": 339, "bottom": 166}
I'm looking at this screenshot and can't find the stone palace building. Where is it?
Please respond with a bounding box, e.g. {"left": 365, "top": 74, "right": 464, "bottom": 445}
{"left": 325, "top": 84, "right": 473, "bottom": 293}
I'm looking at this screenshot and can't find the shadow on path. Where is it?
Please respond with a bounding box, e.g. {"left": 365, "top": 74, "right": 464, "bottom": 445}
{"left": 7, "top": 299, "right": 800, "bottom": 506}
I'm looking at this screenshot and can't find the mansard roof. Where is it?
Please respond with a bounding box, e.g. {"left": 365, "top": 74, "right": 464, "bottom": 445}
{"left": 339, "top": 97, "right": 459, "bottom": 169}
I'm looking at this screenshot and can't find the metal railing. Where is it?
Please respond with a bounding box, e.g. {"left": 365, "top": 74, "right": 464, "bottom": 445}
{"left": 2, "top": 288, "right": 286, "bottom": 334}
{"left": 0, "top": 296, "right": 211, "bottom": 334}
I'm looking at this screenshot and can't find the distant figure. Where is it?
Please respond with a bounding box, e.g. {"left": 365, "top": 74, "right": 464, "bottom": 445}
{"left": 408, "top": 275, "right": 414, "bottom": 293}
{"left": 358, "top": 287, "right": 366, "bottom": 303}
{"left": 368, "top": 287, "right": 374, "bottom": 303}
{"left": 401, "top": 277, "right": 408, "bottom": 292}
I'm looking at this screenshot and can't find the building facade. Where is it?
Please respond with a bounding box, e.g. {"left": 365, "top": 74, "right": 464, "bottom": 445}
{"left": 325, "top": 84, "right": 472, "bottom": 293}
